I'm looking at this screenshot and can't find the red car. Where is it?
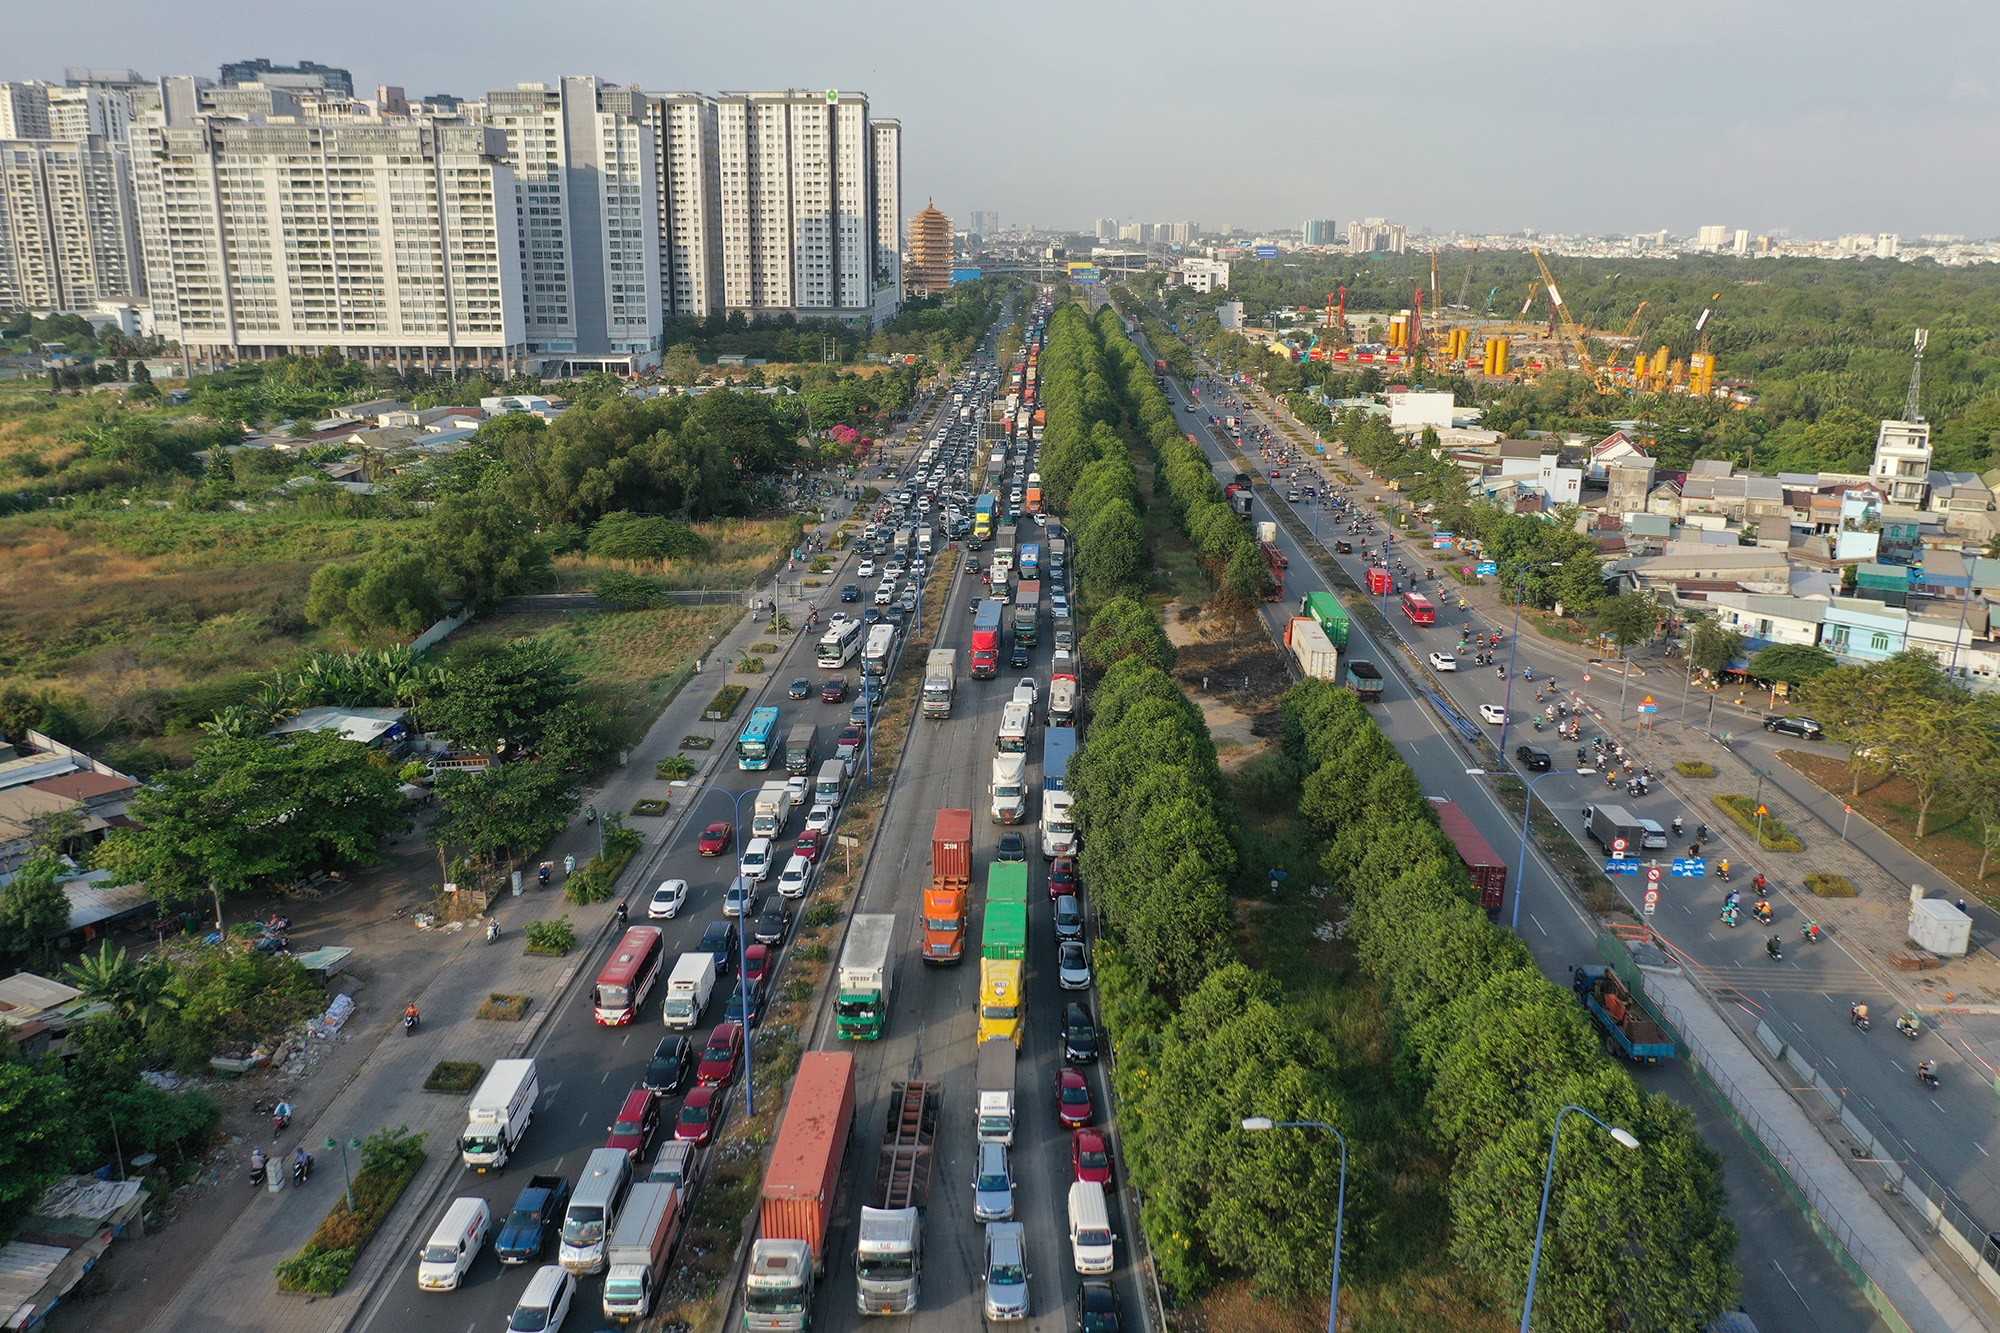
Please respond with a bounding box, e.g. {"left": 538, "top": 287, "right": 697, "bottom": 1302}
{"left": 604, "top": 1086, "right": 660, "bottom": 1162}
{"left": 1056, "top": 1066, "right": 1093, "bottom": 1127}
{"left": 1072, "top": 1128, "right": 1114, "bottom": 1185}
{"left": 698, "top": 1021, "right": 743, "bottom": 1087}
{"left": 794, "top": 828, "right": 825, "bottom": 863}
{"left": 743, "top": 942, "right": 772, "bottom": 987}
{"left": 697, "top": 822, "right": 733, "bottom": 856}
{"left": 1048, "top": 856, "right": 1079, "bottom": 901}
{"left": 820, "top": 677, "right": 848, "bottom": 703}
{"left": 675, "top": 1084, "right": 722, "bottom": 1144}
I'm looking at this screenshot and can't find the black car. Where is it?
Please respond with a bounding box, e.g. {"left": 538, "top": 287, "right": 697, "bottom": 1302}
{"left": 1334, "top": 540, "right": 1354, "bottom": 554}
{"left": 1764, "top": 715, "right": 1825, "bottom": 740}
{"left": 698, "top": 920, "right": 739, "bottom": 976}
{"left": 754, "top": 904, "right": 790, "bottom": 946}
{"left": 787, "top": 677, "right": 811, "bottom": 700}
{"left": 1078, "top": 1277, "right": 1122, "bottom": 1332}
{"left": 841, "top": 583, "right": 861, "bottom": 602}
{"left": 1010, "top": 642, "right": 1033, "bottom": 668}
{"left": 1515, "top": 744, "right": 1552, "bottom": 773}
{"left": 996, "top": 832, "right": 1027, "bottom": 862}
{"left": 1063, "top": 1001, "right": 1099, "bottom": 1063}
{"left": 643, "top": 1034, "right": 694, "bottom": 1095}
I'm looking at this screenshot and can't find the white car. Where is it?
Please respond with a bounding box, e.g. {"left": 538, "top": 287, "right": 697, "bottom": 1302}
{"left": 777, "top": 854, "right": 814, "bottom": 900}
{"left": 1014, "top": 677, "right": 1039, "bottom": 706}
{"left": 739, "top": 836, "right": 774, "bottom": 882}
{"left": 1479, "top": 703, "right": 1508, "bottom": 725}
{"left": 857, "top": 559, "right": 876, "bottom": 578}
{"left": 1428, "top": 651, "right": 1458, "bottom": 672}
{"left": 804, "top": 803, "right": 836, "bottom": 835}
{"left": 648, "top": 878, "right": 689, "bottom": 919}
{"left": 874, "top": 583, "right": 896, "bottom": 606}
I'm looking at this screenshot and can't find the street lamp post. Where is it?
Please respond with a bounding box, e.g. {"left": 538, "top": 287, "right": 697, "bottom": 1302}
{"left": 668, "top": 780, "right": 757, "bottom": 1117}
{"left": 1466, "top": 767, "right": 1595, "bottom": 932}
{"left": 324, "top": 1135, "right": 363, "bottom": 1213}
{"left": 1520, "top": 1106, "right": 1641, "bottom": 1333}
{"left": 1242, "top": 1117, "right": 1348, "bottom": 1333}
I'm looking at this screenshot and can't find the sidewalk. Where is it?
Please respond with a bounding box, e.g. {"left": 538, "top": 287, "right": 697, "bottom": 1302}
{"left": 140, "top": 544, "right": 838, "bottom": 1331}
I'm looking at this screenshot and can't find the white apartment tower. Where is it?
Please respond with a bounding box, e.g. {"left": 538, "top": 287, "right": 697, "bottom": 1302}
{"left": 644, "top": 92, "right": 724, "bottom": 317}
{"left": 0, "top": 136, "right": 145, "bottom": 309}
{"left": 0, "top": 83, "right": 54, "bottom": 140}
{"left": 714, "top": 90, "right": 898, "bottom": 322}
{"left": 482, "top": 78, "right": 662, "bottom": 370}
{"left": 131, "top": 114, "right": 527, "bottom": 368}
{"left": 871, "top": 117, "right": 902, "bottom": 314}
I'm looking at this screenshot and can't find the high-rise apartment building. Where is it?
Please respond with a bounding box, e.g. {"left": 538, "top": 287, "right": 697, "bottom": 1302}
{"left": 1694, "top": 224, "right": 1730, "bottom": 251}
{"left": 1302, "top": 217, "right": 1337, "bottom": 246}
{"left": 1346, "top": 218, "right": 1406, "bottom": 254}
{"left": 969, "top": 210, "right": 998, "bottom": 235}
{"left": 218, "top": 58, "right": 355, "bottom": 98}
{"left": 0, "top": 83, "right": 54, "bottom": 139}
{"left": 482, "top": 78, "right": 662, "bottom": 368}
{"left": 0, "top": 136, "right": 144, "bottom": 310}
{"left": 131, "top": 113, "right": 526, "bottom": 369}
{"left": 870, "top": 118, "right": 902, "bottom": 312}
{"left": 906, "top": 201, "right": 953, "bottom": 295}
{"left": 713, "top": 89, "right": 897, "bottom": 322}
{"left": 1157, "top": 220, "right": 1196, "bottom": 246}
{"left": 644, "top": 91, "right": 724, "bottom": 318}
{"left": 1095, "top": 217, "right": 1118, "bottom": 241}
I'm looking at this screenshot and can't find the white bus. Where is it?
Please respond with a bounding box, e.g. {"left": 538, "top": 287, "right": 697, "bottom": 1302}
{"left": 862, "top": 623, "right": 897, "bottom": 678}
{"left": 817, "top": 619, "right": 862, "bottom": 669}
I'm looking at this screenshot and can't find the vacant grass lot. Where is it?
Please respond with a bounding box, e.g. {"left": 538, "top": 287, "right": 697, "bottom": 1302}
{"left": 547, "top": 515, "right": 802, "bottom": 592}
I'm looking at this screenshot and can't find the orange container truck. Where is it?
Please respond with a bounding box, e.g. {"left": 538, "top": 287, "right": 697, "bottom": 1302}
{"left": 923, "top": 808, "right": 973, "bottom": 964}
{"left": 744, "top": 1051, "right": 856, "bottom": 1329}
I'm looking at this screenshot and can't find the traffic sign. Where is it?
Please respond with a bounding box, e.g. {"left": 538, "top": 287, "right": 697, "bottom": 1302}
{"left": 1606, "top": 857, "right": 1642, "bottom": 875}
{"left": 1645, "top": 865, "right": 1663, "bottom": 884}
{"left": 1755, "top": 804, "right": 1770, "bottom": 817}
{"left": 1644, "top": 888, "right": 1660, "bottom": 915}
{"left": 1638, "top": 703, "right": 1658, "bottom": 713}
{"left": 1582, "top": 672, "right": 1592, "bottom": 683}
{"left": 1671, "top": 857, "right": 1707, "bottom": 877}
{"left": 1611, "top": 836, "right": 1628, "bottom": 855}
{"left": 1476, "top": 561, "right": 1498, "bottom": 575}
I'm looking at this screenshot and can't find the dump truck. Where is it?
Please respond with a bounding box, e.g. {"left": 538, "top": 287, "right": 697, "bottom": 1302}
{"left": 601, "top": 1182, "right": 684, "bottom": 1322}
{"left": 921, "top": 648, "right": 955, "bottom": 719}
{"left": 745, "top": 1051, "right": 856, "bottom": 1329}
{"left": 1344, "top": 660, "right": 1384, "bottom": 702}
{"left": 1285, "top": 617, "right": 1339, "bottom": 682}
{"left": 923, "top": 809, "right": 972, "bottom": 965}
{"left": 1573, "top": 965, "right": 1676, "bottom": 1064}
{"left": 855, "top": 1081, "right": 940, "bottom": 1315}
{"left": 837, "top": 914, "right": 896, "bottom": 1040}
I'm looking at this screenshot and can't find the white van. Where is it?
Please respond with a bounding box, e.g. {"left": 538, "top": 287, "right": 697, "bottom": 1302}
{"left": 416, "top": 1195, "right": 491, "bottom": 1291}
{"left": 510, "top": 1264, "right": 576, "bottom": 1331}
{"left": 559, "top": 1146, "right": 633, "bottom": 1274}
{"left": 1067, "top": 1180, "right": 1117, "bottom": 1275}
{"left": 814, "top": 758, "right": 846, "bottom": 809}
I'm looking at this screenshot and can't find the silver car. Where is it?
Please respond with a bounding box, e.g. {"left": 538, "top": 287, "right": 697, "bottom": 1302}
{"left": 1057, "top": 940, "right": 1092, "bottom": 991}
{"left": 982, "top": 1221, "right": 1029, "bottom": 1321}
{"left": 973, "top": 1141, "right": 1015, "bottom": 1223}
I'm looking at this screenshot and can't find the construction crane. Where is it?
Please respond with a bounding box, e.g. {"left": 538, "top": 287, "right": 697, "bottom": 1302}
{"left": 1606, "top": 300, "right": 1649, "bottom": 380}
{"left": 1684, "top": 292, "right": 1722, "bottom": 396}
{"left": 1530, "top": 247, "right": 1597, "bottom": 378}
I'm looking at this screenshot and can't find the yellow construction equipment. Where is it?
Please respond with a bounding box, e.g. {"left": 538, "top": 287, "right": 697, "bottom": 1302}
{"left": 1530, "top": 247, "right": 1597, "bottom": 378}
{"left": 1686, "top": 293, "right": 1722, "bottom": 397}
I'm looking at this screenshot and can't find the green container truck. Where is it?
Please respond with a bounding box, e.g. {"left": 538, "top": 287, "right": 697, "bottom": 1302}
{"left": 1299, "top": 590, "right": 1352, "bottom": 647}
{"left": 987, "top": 862, "right": 1029, "bottom": 907}
{"left": 981, "top": 902, "right": 1028, "bottom": 961}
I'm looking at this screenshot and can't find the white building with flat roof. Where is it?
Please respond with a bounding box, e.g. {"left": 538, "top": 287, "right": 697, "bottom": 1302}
{"left": 0, "top": 135, "right": 145, "bottom": 308}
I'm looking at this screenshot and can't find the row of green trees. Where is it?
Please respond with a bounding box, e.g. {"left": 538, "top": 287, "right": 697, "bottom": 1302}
{"left": 1283, "top": 679, "right": 1739, "bottom": 1328}
{"left": 1034, "top": 306, "right": 1148, "bottom": 606}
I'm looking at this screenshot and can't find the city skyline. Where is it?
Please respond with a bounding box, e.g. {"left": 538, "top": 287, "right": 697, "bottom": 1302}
{"left": 6, "top": 0, "right": 1999, "bottom": 238}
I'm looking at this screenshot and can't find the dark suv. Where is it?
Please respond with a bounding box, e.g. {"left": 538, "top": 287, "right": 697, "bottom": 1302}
{"left": 1763, "top": 715, "right": 1824, "bottom": 740}
{"left": 643, "top": 1035, "right": 693, "bottom": 1095}
{"left": 1063, "top": 1001, "right": 1099, "bottom": 1063}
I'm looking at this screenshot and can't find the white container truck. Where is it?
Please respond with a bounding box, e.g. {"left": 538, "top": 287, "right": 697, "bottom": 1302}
{"left": 922, "top": 648, "right": 956, "bottom": 719}
{"left": 661, "top": 951, "right": 717, "bottom": 1030}
{"left": 836, "top": 914, "right": 897, "bottom": 1041}
{"left": 752, "top": 781, "right": 796, "bottom": 839}
{"left": 460, "top": 1058, "right": 538, "bottom": 1172}
{"left": 1041, "top": 790, "right": 1078, "bottom": 859}
{"left": 601, "top": 1181, "right": 684, "bottom": 1321}
{"left": 1286, "top": 617, "right": 1340, "bottom": 682}
{"left": 989, "top": 753, "right": 1028, "bottom": 824}
{"left": 976, "top": 1038, "right": 1017, "bottom": 1146}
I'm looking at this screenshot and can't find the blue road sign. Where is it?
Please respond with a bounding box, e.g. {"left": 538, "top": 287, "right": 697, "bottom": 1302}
{"left": 1672, "top": 858, "right": 1707, "bottom": 877}
{"left": 1476, "top": 561, "right": 1498, "bottom": 575}
{"left": 1606, "top": 857, "right": 1642, "bottom": 875}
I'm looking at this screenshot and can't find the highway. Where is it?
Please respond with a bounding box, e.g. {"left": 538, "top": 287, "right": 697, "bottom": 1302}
{"left": 1148, "top": 357, "right": 1893, "bottom": 1333}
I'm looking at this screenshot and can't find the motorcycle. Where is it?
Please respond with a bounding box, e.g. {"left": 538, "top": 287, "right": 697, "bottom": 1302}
{"left": 1720, "top": 905, "right": 1739, "bottom": 927}
{"left": 1766, "top": 937, "right": 1784, "bottom": 960}
{"left": 1801, "top": 920, "right": 1822, "bottom": 942}
{"left": 1918, "top": 1065, "right": 1941, "bottom": 1090}
{"left": 271, "top": 1101, "right": 293, "bottom": 1140}
{"left": 1850, "top": 1006, "right": 1871, "bottom": 1033}
{"left": 486, "top": 918, "right": 500, "bottom": 944}
{"left": 1896, "top": 1014, "right": 1921, "bottom": 1040}
{"left": 1752, "top": 902, "right": 1773, "bottom": 924}
{"left": 248, "top": 1151, "right": 268, "bottom": 1188}
{"left": 292, "top": 1153, "right": 315, "bottom": 1185}
{"left": 1533, "top": 718, "right": 1546, "bottom": 732}
{"left": 403, "top": 1011, "right": 419, "bottom": 1036}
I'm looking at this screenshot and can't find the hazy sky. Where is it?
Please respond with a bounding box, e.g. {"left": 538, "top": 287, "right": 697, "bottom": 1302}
{"left": 12, "top": 0, "right": 1997, "bottom": 238}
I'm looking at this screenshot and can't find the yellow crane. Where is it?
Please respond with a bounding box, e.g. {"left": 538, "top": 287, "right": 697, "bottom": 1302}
{"left": 1530, "top": 247, "right": 1597, "bottom": 378}
{"left": 1607, "top": 300, "right": 1649, "bottom": 380}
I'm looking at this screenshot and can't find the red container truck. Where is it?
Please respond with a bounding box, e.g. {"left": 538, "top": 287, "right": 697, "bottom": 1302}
{"left": 923, "top": 809, "right": 973, "bottom": 964}
{"left": 970, "top": 600, "right": 1002, "bottom": 679}
{"left": 744, "top": 1051, "right": 857, "bottom": 1328}
{"left": 1367, "top": 567, "right": 1393, "bottom": 596}
{"left": 1433, "top": 800, "right": 1507, "bottom": 918}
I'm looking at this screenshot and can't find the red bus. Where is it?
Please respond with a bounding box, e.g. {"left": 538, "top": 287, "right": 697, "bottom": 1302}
{"left": 1400, "top": 591, "right": 1438, "bottom": 625}
{"left": 594, "top": 926, "right": 666, "bottom": 1025}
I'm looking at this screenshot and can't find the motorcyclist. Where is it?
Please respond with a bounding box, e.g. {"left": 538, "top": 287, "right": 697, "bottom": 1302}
{"left": 1766, "top": 935, "right": 1782, "bottom": 958}
{"left": 1897, "top": 1011, "right": 1921, "bottom": 1038}
{"left": 1753, "top": 898, "right": 1773, "bottom": 923}
{"left": 1672, "top": 816, "right": 1685, "bottom": 837}
{"left": 1802, "top": 919, "right": 1822, "bottom": 941}
{"left": 250, "top": 1148, "right": 268, "bottom": 1184}
{"left": 615, "top": 902, "right": 629, "bottom": 929}
{"left": 1752, "top": 873, "right": 1769, "bottom": 895}
{"left": 1918, "top": 1059, "right": 1938, "bottom": 1085}
{"left": 293, "top": 1146, "right": 314, "bottom": 1180}
{"left": 1718, "top": 858, "right": 1731, "bottom": 881}
{"left": 1851, "top": 1002, "right": 1870, "bottom": 1028}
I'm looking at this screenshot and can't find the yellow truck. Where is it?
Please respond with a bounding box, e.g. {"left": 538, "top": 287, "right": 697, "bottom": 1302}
{"left": 978, "top": 958, "right": 1023, "bottom": 1047}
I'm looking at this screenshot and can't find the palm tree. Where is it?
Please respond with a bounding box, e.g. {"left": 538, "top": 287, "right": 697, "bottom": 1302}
{"left": 64, "top": 944, "right": 177, "bottom": 1032}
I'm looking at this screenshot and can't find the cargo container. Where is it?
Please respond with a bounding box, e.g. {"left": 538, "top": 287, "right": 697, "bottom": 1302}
{"left": 1433, "top": 800, "right": 1506, "bottom": 918}
{"left": 923, "top": 809, "right": 973, "bottom": 965}
{"left": 745, "top": 1051, "right": 857, "bottom": 1329}
{"left": 1298, "top": 590, "right": 1352, "bottom": 646}
{"left": 1285, "top": 617, "right": 1339, "bottom": 681}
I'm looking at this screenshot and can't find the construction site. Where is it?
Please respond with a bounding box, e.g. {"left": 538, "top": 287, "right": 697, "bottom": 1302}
{"left": 1253, "top": 249, "right": 1728, "bottom": 399}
